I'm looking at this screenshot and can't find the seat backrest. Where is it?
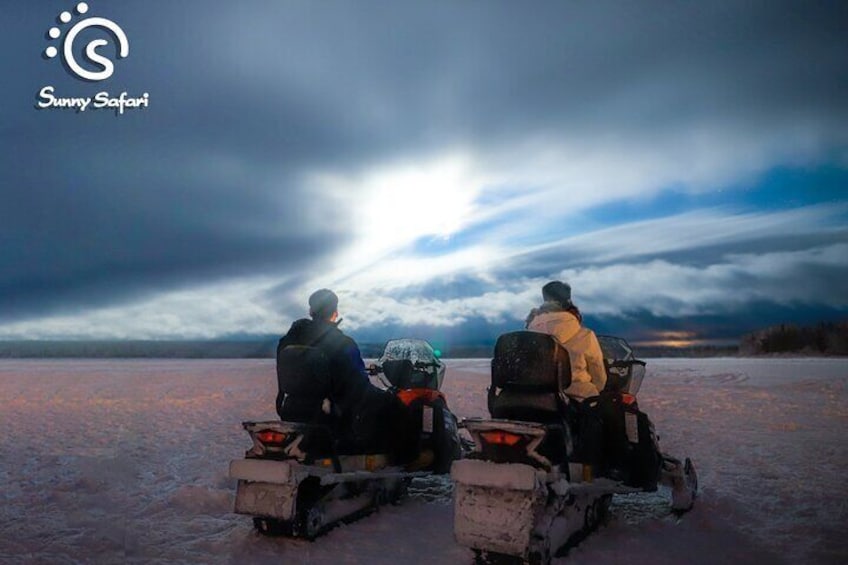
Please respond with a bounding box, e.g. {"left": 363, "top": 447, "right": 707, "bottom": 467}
{"left": 489, "top": 331, "right": 572, "bottom": 422}
{"left": 491, "top": 331, "right": 572, "bottom": 391}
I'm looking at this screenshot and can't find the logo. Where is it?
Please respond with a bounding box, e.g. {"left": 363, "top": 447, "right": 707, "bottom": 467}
{"left": 37, "top": 2, "right": 149, "bottom": 115}
{"left": 44, "top": 2, "right": 129, "bottom": 81}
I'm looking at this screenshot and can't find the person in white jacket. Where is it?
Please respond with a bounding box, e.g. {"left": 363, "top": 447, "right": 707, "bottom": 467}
{"left": 525, "top": 281, "right": 607, "bottom": 401}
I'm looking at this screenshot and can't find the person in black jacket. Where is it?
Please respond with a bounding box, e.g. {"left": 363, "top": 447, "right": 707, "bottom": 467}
{"left": 276, "top": 289, "right": 415, "bottom": 459}
{"left": 276, "top": 288, "right": 370, "bottom": 422}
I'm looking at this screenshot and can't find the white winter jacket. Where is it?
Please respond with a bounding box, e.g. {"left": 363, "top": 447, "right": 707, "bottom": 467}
{"left": 526, "top": 307, "right": 607, "bottom": 400}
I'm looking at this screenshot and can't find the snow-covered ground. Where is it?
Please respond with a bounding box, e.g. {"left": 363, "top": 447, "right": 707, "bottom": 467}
{"left": 1, "top": 357, "right": 846, "bottom": 564}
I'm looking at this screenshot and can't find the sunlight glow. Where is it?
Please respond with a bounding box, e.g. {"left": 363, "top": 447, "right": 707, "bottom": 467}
{"left": 355, "top": 154, "right": 481, "bottom": 252}
{"left": 310, "top": 153, "right": 490, "bottom": 290}
{"left": 632, "top": 331, "right": 731, "bottom": 348}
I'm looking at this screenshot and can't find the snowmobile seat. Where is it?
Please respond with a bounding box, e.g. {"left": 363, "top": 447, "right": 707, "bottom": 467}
{"left": 488, "top": 331, "right": 572, "bottom": 424}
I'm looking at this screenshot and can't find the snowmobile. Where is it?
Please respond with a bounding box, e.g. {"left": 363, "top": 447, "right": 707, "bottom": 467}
{"left": 376, "top": 338, "right": 461, "bottom": 473}
{"left": 228, "top": 338, "right": 461, "bottom": 538}
{"left": 451, "top": 331, "right": 697, "bottom": 563}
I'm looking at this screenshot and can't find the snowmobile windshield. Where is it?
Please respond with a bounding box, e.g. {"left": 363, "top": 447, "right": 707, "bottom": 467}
{"left": 598, "top": 335, "right": 646, "bottom": 395}
{"left": 380, "top": 339, "right": 437, "bottom": 365}
{"left": 379, "top": 339, "right": 440, "bottom": 389}
{"left": 598, "top": 335, "right": 634, "bottom": 362}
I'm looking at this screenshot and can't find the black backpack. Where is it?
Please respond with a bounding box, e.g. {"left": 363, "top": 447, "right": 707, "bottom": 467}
{"left": 275, "top": 344, "right": 333, "bottom": 423}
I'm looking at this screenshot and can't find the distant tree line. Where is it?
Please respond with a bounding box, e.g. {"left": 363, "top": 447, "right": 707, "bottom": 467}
{"left": 739, "top": 321, "right": 848, "bottom": 355}
{"left": 632, "top": 344, "right": 738, "bottom": 358}
{"left": 0, "top": 340, "right": 279, "bottom": 359}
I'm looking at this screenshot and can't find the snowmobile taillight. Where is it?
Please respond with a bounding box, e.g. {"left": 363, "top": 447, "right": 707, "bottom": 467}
{"left": 256, "top": 430, "right": 288, "bottom": 445}
{"left": 479, "top": 430, "right": 523, "bottom": 447}
{"left": 397, "top": 388, "right": 444, "bottom": 406}
{"left": 621, "top": 393, "right": 637, "bottom": 406}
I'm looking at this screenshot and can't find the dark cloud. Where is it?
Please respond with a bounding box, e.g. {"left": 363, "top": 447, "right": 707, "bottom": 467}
{"left": 0, "top": 128, "right": 344, "bottom": 321}
{"left": 504, "top": 227, "right": 848, "bottom": 275}
{"left": 387, "top": 274, "right": 502, "bottom": 302}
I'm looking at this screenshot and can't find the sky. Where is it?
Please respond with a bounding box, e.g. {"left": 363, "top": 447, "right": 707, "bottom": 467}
{"left": 1, "top": 0, "right": 846, "bottom": 347}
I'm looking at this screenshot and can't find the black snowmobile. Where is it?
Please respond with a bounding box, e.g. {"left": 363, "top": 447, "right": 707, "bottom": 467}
{"left": 451, "top": 331, "right": 697, "bottom": 563}
{"left": 229, "top": 338, "right": 461, "bottom": 538}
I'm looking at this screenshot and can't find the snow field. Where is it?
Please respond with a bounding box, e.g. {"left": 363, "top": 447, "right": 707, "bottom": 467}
{"left": 0, "top": 357, "right": 845, "bottom": 563}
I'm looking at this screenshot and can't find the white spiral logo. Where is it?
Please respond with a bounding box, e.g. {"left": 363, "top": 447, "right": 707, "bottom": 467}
{"left": 44, "top": 2, "right": 130, "bottom": 82}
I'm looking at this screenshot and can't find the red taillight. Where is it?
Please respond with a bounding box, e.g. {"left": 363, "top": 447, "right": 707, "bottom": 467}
{"left": 621, "top": 393, "right": 637, "bottom": 406}
{"left": 256, "top": 430, "right": 287, "bottom": 445}
{"left": 479, "top": 430, "right": 523, "bottom": 446}
{"left": 397, "top": 388, "right": 444, "bottom": 406}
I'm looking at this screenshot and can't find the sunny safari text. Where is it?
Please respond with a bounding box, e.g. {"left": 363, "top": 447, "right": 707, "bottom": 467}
{"left": 36, "top": 86, "right": 150, "bottom": 115}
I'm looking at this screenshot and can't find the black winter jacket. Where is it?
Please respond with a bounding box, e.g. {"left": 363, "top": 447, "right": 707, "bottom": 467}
{"left": 276, "top": 318, "right": 370, "bottom": 423}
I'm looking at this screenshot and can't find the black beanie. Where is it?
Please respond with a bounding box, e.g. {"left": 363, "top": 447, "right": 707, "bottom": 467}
{"left": 309, "top": 288, "right": 339, "bottom": 320}
{"left": 542, "top": 281, "right": 572, "bottom": 307}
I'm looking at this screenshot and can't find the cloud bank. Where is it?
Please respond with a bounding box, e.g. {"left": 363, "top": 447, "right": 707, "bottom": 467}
{"left": 0, "top": 1, "right": 846, "bottom": 342}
